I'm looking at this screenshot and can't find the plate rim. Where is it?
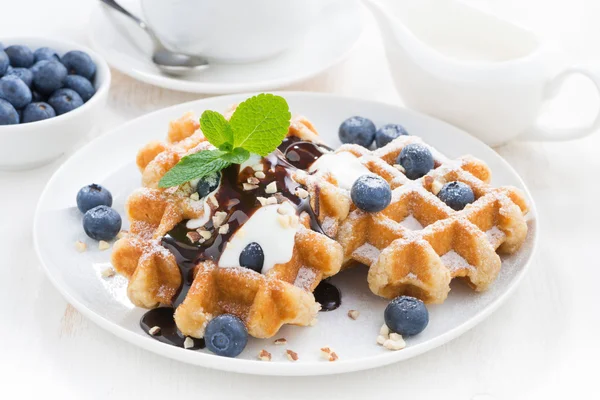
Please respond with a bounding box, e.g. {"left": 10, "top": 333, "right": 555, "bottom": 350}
{"left": 87, "top": 2, "right": 365, "bottom": 94}
{"left": 33, "top": 91, "right": 539, "bottom": 376}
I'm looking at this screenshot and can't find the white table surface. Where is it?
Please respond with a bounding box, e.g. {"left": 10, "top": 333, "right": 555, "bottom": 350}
{"left": 1, "top": 0, "right": 599, "bottom": 399}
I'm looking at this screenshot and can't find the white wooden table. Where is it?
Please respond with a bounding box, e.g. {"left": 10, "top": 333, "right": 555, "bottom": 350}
{"left": 1, "top": 0, "right": 598, "bottom": 398}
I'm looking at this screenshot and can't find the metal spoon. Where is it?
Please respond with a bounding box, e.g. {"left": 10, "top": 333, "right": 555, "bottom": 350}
{"left": 100, "top": 0, "right": 209, "bottom": 75}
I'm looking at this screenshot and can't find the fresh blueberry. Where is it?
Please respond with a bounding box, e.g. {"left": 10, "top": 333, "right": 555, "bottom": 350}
{"left": 384, "top": 296, "right": 429, "bottom": 337}
{"left": 5, "top": 45, "right": 34, "bottom": 68}
{"left": 351, "top": 174, "right": 392, "bottom": 213}
{"left": 33, "top": 47, "right": 60, "bottom": 63}
{"left": 0, "top": 75, "right": 32, "bottom": 109}
{"left": 0, "top": 98, "right": 19, "bottom": 125}
{"left": 61, "top": 50, "right": 96, "bottom": 80}
{"left": 239, "top": 242, "right": 264, "bottom": 273}
{"left": 339, "top": 116, "right": 377, "bottom": 148}
{"left": 31, "top": 90, "right": 45, "bottom": 102}
{"left": 0, "top": 51, "right": 8, "bottom": 76}
{"left": 64, "top": 75, "right": 95, "bottom": 102}
{"left": 48, "top": 88, "right": 84, "bottom": 115}
{"left": 32, "top": 60, "right": 67, "bottom": 95}
{"left": 437, "top": 181, "right": 475, "bottom": 211}
{"left": 398, "top": 143, "right": 434, "bottom": 180}
{"left": 22, "top": 102, "right": 56, "bottom": 124}
{"left": 204, "top": 314, "right": 248, "bottom": 357}
{"left": 76, "top": 183, "right": 113, "bottom": 213}
{"left": 4, "top": 67, "right": 33, "bottom": 88}
{"left": 375, "top": 123, "right": 408, "bottom": 148}
{"left": 196, "top": 171, "right": 221, "bottom": 198}
{"left": 83, "top": 205, "right": 122, "bottom": 241}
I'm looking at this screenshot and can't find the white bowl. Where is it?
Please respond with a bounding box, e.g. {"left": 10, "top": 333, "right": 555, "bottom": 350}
{"left": 0, "top": 37, "right": 110, "bottom": 170}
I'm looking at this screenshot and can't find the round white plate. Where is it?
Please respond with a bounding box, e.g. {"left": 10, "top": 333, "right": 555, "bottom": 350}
{"left": 88, "top": 0, "right": 364, "bottom": 94}
{"left": 34, "top": 92, "right": 538, "bottom": 376}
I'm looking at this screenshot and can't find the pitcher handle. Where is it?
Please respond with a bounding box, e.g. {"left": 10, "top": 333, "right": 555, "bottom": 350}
{"left": 521, "top": 64, "right": 600, "bottom": 141}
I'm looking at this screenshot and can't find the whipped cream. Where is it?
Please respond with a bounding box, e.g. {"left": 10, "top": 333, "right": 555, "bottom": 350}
{"left": 185, "top": 200, "right": 212, "bottom": 230}
{"left": 309, "top": 152, "right": 370, "bottom": 190}
{"left": 218, "top": 202, "right": 298, "bottom": 274}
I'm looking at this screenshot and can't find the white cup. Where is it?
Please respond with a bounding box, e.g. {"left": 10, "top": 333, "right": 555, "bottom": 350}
{"left": 140, "top": 0, "right": 323, "bottom": 63}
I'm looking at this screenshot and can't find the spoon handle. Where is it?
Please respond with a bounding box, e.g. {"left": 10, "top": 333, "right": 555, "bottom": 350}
{"left": 99, "top": 0, "right": 156, "bottom": 40}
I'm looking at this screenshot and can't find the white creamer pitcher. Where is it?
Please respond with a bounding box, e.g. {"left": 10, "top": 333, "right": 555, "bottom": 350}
{"left": 364, "top": 0, "right": 600, "bottom": 146}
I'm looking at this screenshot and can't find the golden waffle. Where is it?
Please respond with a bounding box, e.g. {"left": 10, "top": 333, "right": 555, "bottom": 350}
{"left": 334, "top": 136, "right": 529, "bottom": 304}
{"left": 111, "top": 112, "right": 344, "bottom": 339}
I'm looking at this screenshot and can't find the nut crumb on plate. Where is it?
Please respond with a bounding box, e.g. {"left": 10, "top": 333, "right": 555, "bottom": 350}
{"left": 258, "top": 349, "right": 272, "bottom": 361}
{"left": 286, "top": 349, "right": 299, "bottom": 361}
{"left": 75, "top": 240, "right": 87, "bottom": 252}
{"left": 149, "top": 326, "right": 161, "bottom": 336}
{"left": 273, "top": 338, "right": 287, "bottom": 345}
{"left": 183, "top": 337, "right": 194, "bottom": 349}
{"left": 347, "top": 310, "right": 360, "bottom": 320}
{"left": 101, "top": 267, "right": 115, "bottom": 278}
{"left": 98, "top": 240, "right": 110, "bottom": 251}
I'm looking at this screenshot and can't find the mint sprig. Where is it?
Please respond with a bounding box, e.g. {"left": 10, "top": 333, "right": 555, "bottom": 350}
{"left": 158, "top": 94, "right": 291, "bottom": 188}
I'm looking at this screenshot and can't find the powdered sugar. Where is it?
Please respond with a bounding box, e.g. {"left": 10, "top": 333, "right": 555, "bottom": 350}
{"left": 399, "top": 214, "right": 424, "bottom": 230}
{"left": 294, "top": 266, "right": 317, "bottom": 291}
{"left": 440, "top": 251, "right": 475, "bottom": 272}
{"left": 353, "top": 243, "right": 381, "bottom": 264}
{"left": 485, "top": 226, "right": 505, "bottom": 247}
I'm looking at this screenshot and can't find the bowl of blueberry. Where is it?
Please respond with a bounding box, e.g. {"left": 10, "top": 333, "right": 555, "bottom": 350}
{"left": 0, "top": 37, "right": 110, "bottom": 170}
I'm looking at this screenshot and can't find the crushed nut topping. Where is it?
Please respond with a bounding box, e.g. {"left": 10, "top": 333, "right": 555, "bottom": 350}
{"left": 189, "top": 192, "right": 200, "bottom": 201}
{"left": 431, "top": 179, "right": 445, "bottom": 195}
{"left": 266, "top": 197, "right": 278, "bottom": 205}
{"left": 252, "top": 163, "right": 264, "bottom": 172}
{"left": 295, "top": 187, "right": 309, "bottom": 199}
{"left": 198, "top": 230, "right": 212, "bottom": 240}
{"left": 243, "top": 183, "right": 259, "bottom": 191}
{"left": 347, "top": 310, "right": 360, "bottom": 320}
{"left": 273, "top": 338, "right": 287, "bottom": 345}
{"left": 212, "top": 211, "right": 228, "bottom": 228}
{"left": 265, "top": 182, "right": 277, "bottom": 194}
{"left": 186, "top": 231, "right": 201, "bottom": 243}
{"left": 377, "top": 323, "right": 406, "bottom": 351}
{"left": 254, "top": 171, "right": 266, "bottom": 179}
{"left": 376, "top": 335, "right": 387, "bottom": 345}
{"left": 148, "top": 326, "right": 161, "bottom": 336}
{"left": 98, "top": 240, "right": 111, "bottom": 251}
{"left": 258, "top": 349, "right": 272, "bottom": 361}
{"left": 101, "top": 267, "right": 115, "bottom": 278}
{"left": 75, "top": 240, "right": 87, "bottom": 252}
{"left": 183, "top": 337, "right": 194, "bottom": 349}
{"left": 207, "top": 195, "right": 219, "bottom": 208}
{"left": 257, "top": 196, "right": 268, "bottom": 206}
{"left": 320, "top": 347, "right": 338, "bottom": 362}
{"left": 286, "top": 349, "right": 299, "bottom": 361}
{"left": 247, "top": 177, "right": 260, "bottom": 185}
{"left": 218, "top": 224, "right": 230, "bottom": 235}
{"left": 383, "top": 338, "right": 406, "bottom": 351}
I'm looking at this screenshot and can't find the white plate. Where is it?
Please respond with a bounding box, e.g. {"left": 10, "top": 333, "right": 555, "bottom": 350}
{"left": 33, "top": 92, "right": 538, "bottom": 376}
{"left": 88, "top": 0, "right": 364, "bottom": 94}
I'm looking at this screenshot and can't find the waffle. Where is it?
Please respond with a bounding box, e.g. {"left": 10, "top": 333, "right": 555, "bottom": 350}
{"left": 111, "top": 112, "right": 344, "bottom": 339}
{"left": 334, "top": 136, "right": 529, "bottom": 303}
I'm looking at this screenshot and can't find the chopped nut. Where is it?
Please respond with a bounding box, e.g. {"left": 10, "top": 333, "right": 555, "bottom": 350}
{"left": 207, "top": 195, "right": 219, "bottom": 208}
{"left": 197, "top": 230, "right": 212, "bottom": 240}
{"left": 286, "top": 349, "right": 299, "bottom": 361}
{"left": 277, "top": 214, "right": 290, "bottom": 229}
{"left": 265, "top": 182, "right": 277, "bottom": 194}
{"left": 254, "top": 171, "right": 266, "bottom": 179}
{"left": 75, "top": 240, "right": 87, "bottom": 252}
{"left": 252, "top": 163, "right": 264, "bottom": 172}
{"left": 295, "top": 187, "right": 309, "bottom": 199}
{"left": 379, "top": 323, "right": 390, "bottom": 337}
{"left": 247, "top": 177, "right": 260, "bottom": 185}
{"left": 273, "top": 338, "right": 287, "bottom": 345}
{"left": 183, "top": 337, "right": 194, "bottom": 349}
{"left": 218, "top": 224, "right": 230, "bottom": 235}
{"left": 243, "top": 183, "right": 258, "bottom": 191}
{"left": 277, "top": 205, "right": 291, "bottom": 215}
{"left": 320, "top": 347, "right": 331, "bottom": 358}
{"left": 266, "top": 197, "right": 278, "bottom": 205}
{"left": 394, "top": 164, "right": 406, "bottom": 174}
{"left": 98, "top": 240, "right": 111, "bottom": 251}
{"left": 376, "top": 335, "right": 387, "bottom": 345}
{"left": 328, "top": 352, "right": 339, "bottom": 362}
{"left": 347, "top": 310, "right": 360, "bottom": 320}
{"left": 148, "top": 326, "right": 161, "bottom": 336}
{"left": 165, "top": 186, "right": 179, "bottom": 194}
{"left": 257, "top": 196, "right": 268, "bottom": 206}
{"left": 116, "top": 230, "right": 128, "bottom": 239}
{"left": 389, "top": 332, "right": 403, "bottom": 341}
{"left": 423, "top": 175, "right": 434, "bottom": 186}
{"left": 101, "top": 267, "right": 115, "bottom": 278}
{"left": 383, "top": 338, "right": 406, "bottom": 351}
{"left": 186, "top": 231, "right": 201, "bottom": 243}
{"left": 431, "top": 179, "right": 444, "bottom": 195}
{"left": 190, "top": 192, "right": 200, "bottom": 201}
{"left": 258, "top": 349, "right": 272, "bottom": 361}
{"left": 212, "top": 211, "right": 228, "bottom": 228}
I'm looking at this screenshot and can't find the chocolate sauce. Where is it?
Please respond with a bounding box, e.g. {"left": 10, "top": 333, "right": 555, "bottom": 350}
{"left": 313, "top": 280, "right": 341, "bottom": 311}
{"left": 279, "top": 136, "right": 332, "bottom": 171}
{"left": 140, "top": 307, "right": 205, "bottom": 349}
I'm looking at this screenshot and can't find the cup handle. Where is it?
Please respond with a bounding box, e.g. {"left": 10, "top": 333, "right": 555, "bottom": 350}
{"left": 521, "top": 64, "right": 600, "bottom": 141}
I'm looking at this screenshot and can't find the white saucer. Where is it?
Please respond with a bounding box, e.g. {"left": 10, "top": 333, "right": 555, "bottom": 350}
{"left": 88, "top": 1, "right": 364, "bottom": 94}
{"left": 33, "top": 92, "right": 538, "bottom": 376}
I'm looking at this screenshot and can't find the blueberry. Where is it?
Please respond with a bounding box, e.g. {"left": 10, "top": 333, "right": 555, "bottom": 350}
{"left": 196, "top": 171, "right": 221, "bottom": 198}
{"left": 351, "top": 174, "right": 392, "bottom": 213}
{"left": 398, "top": 143, "right": 434, "bottom": 180}
{"left": 64, "top": 75, "right": 95, "bottom": 102}
{"left": 83, "top": 205, "right": 122, "bottom": 241}
{"left": 0, "top": 51, "right": 8, "bottom": 76}
{"left": 5, "top": 45, "right": 34, "bottom": 68}
{"left": 76, "top": 183, "right": 113, "bottom": 213}
{"left": 239, "top": 242, "right": 264, "bottom": 273}
{"left": 22, "top": 102, "right": 56, "bottom": 124}
{"left": 48, "top": 88, "right": 84, "bottom": 115}
{"left": 339, "top": 116, "right": 376, "bottom": 148}
{"left": 0, "top": 75, "right": 32, "bottom": 109}
{"left": 384, "top": 296, "right": 429, "bottom": 337}
{"left": 33, "top": 47, "right": 60, "bottom": 63}
{"left": 437, "top": 181, "right": 475, "bottom": 211}
{"left": 0, "top": 98, "right": 19, "bottom": 125}
{"left": 61, "top": 50, "right": 96, "bottom": 80}
{"left": 4, "top": 67, "right": 33, "bottom": 88}
{"left": 32, "top": 60, "right": 67, "bottom": 95}
{"left": 31, "top": 90, "right": 45, "bottom": 102}
{"left": 204, "top": 314, "right": 248, "bottom": 358}
{"left": 375, "top": 123, "right": 408, "bottom": 148}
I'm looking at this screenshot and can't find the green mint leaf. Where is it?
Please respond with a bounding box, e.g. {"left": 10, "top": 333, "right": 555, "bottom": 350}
{"left": 158, "top": 149, "right": 230, "bottom": 188}
{"left": 221, "top": 147, "right": 250, "bottom": 164}
{"left": 200, "top": 110, "right": 234, "bottom": 148}
{"left": 229, "top": 93, "right": 291, "bottom": 156}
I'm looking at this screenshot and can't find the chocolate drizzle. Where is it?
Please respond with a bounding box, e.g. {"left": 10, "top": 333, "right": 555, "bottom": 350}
{"left": 140, "top": 135, "right": 339, "bottom": 347}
